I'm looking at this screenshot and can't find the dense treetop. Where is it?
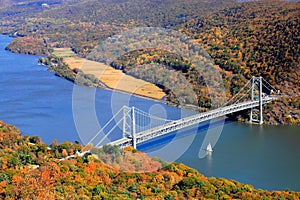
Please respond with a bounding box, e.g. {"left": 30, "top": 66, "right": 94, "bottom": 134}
{"left": 180, "top": 0, "right": 300, "bottom": 124}
{"left": 0, "top": 0, "right": 299, "bottom": 124}
{"left": 0, "top": 120, "right": 299, "bottom": 199}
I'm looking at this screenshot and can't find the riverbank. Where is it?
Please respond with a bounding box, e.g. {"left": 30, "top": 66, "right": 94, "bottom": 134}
{"left": 64, "top": 57, "right": 166, "bottom": 99}
{"left": 38, "top": 50, "right": 300, "bottom": 126}
{"left": 39, "top": 55, "right": 207, "bottom": 114}
{"left": 45, "top": 48, "right": 166, "bottom": 100}
{"left": 3, "top": 35, "right": 300, "bottom": 125}
{"left": 1, "top": 35, "right": 299, "bottom": 191}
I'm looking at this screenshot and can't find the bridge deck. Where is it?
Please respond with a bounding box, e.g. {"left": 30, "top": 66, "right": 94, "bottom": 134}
{"left": 108, "top": 96, "right": 276, "bottom": 148}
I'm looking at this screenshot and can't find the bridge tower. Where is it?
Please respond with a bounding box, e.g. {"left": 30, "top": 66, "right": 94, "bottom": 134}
{"left": 122, "top": 106, "right": 137, "bottom": 149}
{"left": 122, "top": 106, "right": 131, "bottom": 138}
{"left": 250, "top": 76, "right": 263, "bottom": 124}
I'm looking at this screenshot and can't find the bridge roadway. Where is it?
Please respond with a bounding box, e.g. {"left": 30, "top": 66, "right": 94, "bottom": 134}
{"left": 108, "top": 96, "right": 276, "bottom": 148}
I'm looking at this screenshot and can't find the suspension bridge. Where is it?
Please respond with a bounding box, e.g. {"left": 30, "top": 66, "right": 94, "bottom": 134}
{"left": 85, "top": 76, "right": 278, "bottom": 149}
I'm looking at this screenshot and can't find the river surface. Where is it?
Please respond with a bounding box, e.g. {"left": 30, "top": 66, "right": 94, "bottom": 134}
{"left": 0, "top": 35, "right": 299, "bottom": 191}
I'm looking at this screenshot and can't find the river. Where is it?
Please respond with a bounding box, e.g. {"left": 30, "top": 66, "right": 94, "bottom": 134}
{"left": 0, "top": 35, "right": 299, "bottom": 191}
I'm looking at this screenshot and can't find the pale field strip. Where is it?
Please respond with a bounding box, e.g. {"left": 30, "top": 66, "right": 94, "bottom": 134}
{"left": 53, "top": 48, "right": 165, "bottom": 99}
{"left": 52, "top": 48, "right": 77, "bottom": 57}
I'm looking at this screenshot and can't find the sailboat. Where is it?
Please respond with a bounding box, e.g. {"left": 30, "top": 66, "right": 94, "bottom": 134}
{"left": 206, "top": 143, "right": 213, "bottom": 152}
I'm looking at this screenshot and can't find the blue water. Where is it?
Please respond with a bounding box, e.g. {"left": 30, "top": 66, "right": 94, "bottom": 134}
{"left": 0, "top": 35, "right": 188, "bottom": 143}
{"left": 0, "top": 35, "right": 299, "bottom": 191}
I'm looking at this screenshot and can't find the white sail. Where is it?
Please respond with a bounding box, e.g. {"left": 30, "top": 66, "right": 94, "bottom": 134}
{"left": 206, "top": 143, "right": 213, "bottom": 152}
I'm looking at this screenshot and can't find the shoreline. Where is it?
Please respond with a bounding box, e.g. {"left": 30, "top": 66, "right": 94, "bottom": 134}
{"left": 42, "top": 48, "right": 205, "bottom": 112}
{"left": 2, "top": 35, "right": 299, "bottom": 126}
{"left": 1, "top": 120, "right": 300, "bottom": 194}
{"left": 52, "top": 62, "right": 199, "bottom": 111}
{"left": 39, "top": 57, "right": 170, "bottom": 105}
{"left": 62, "top": 56, "right": 166, "bottom": 100}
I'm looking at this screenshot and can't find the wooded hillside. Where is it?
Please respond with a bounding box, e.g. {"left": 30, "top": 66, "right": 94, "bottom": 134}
{"left": 0, "top": 120, "right": 299, "bottom": 199}
{"left": 180, "top": 0, "right": 300, "bottom": 124}
{"left": 0, "top": 0, "right": 299, "bottom": 124}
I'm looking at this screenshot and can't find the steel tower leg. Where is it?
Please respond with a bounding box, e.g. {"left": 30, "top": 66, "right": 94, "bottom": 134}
{"left": 250, "top": 76, "right": 263, "bottom": 125}
{"left": 131, "top": 107, "right": 137, "bottom": 149}
{"left": 259, "top": 76, "right": 263, "bottom": 125}
{"left": 250, "top": 76, "right": 255, "bottom": 123}
{"left": 122, "top": 106, "right": 127, "bottom": 138}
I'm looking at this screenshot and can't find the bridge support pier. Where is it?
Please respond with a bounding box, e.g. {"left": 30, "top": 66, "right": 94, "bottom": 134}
{"left": 250, "top": 76, "right": 263, "bottom": 125}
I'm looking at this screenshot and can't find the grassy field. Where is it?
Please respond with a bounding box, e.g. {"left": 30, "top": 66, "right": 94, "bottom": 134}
{"left": 52, "top": 48, "right": 77, "bottom": 57}
{"left": 52, "top": 48, "right": 165, "bottom": 99}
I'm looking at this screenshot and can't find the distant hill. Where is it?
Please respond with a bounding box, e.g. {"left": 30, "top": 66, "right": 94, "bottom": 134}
{"left": 0, "top": 0, "right": 236, "bottom": 55}
{"left": 38, "top": 0, "right": 236, "bottom": 27}
{"left": 0, "top": 0, "right": 299, "bottom": 124}
{"left": 180, "top": 0, "right": 300, "bottom": 124}
{"left": 0, "top": 0, "right": 63, "bottom": 18}
{"left": 87, "top": 1, "right": 299, "bottom": 124}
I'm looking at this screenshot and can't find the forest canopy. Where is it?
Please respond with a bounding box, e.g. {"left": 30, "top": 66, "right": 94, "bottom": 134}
{"left": 0, "top": 0, "right": 299, "bottom": 124}
{"left": 0, "top": 120, "right": 299, "bottom": 199}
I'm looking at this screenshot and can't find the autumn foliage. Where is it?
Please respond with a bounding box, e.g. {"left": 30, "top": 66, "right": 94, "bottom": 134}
{"left": 0, "top": 0, "right": 299, "bottom": 126}
{"left": 0, "top": 121, "right": 299, "bottom": 199}
{"left": 5, "top": 36, "right": 51, "bottom": 55}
